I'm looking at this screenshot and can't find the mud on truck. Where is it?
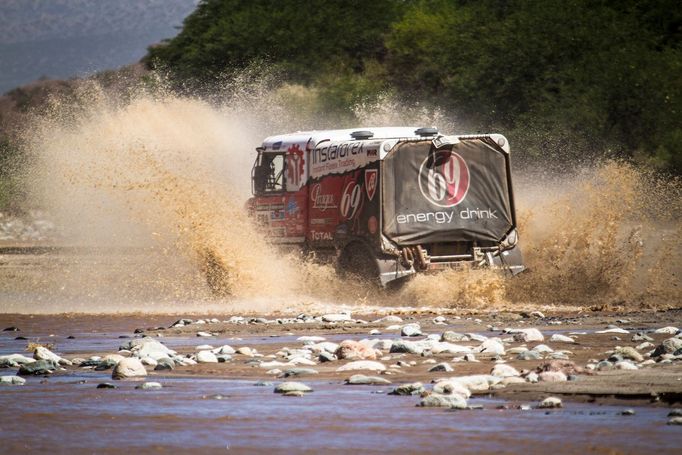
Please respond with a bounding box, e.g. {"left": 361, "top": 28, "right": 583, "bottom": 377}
{"left": 245, "top": 126, "right": 524, "bottom": 287}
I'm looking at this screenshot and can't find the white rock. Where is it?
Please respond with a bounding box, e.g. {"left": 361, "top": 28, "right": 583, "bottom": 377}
{"left": 140, "top": 357, "right": 157, "bottom": 367}
{"left": 112, "top": 358, "right": 147, "bottom": 379}
{"left": 132, "top": 340, "right": 175, "bottom": 361}
{"left": 297, "top": 336, "right": 326, "bottom": 343}
{"left": 336, "top": 361, "right": 386, "bottom": 372}
{"left": 401, "top": 323, "right": 422, "bottom": 337}
{"left": 509, "top": 328, "right": 544, "bottom": 342}
{"left": 476, "top": 339, "right": 505, "bottom": 356}
{"left": 34, "top": 347, "right": 71, "bottom": 366}
{"left": 322, "top": 312, "right": 351, "bottom": 323}
{"left": 196, "top": 331, "right": 213, "bottom": 337}
{"left": 654, "top": 326, "right": 679, "bottom": 335}
{"left": 372, "top": 315, "right": 403, "bottom": 324}
{"left": 491, "top": 364, "right": 521, "bottom": 378}
{"left": 596, "top": 328, "right": 629, "bottom": 334}
{"left": 196, "top": 351, "right": 219, "bottom": 363}
{"left": 532, "top": 344, "right": 554, "bottom": 353}
{"left": 419, "top": 393, "right": 468, "bottom": 409}
{"left": 0, "top": 354, "right": 34, "bottom": 365}
{"left": 236, "top": 347, "right": 255, "bottom": 356}
{"left": 212, "top": 345, "right": 236, "bottom": 355}
{"left": 538, "top": 397, "right": 562, "bottom": 408}
{"left": 432, "top": 380, "right": 472, "bottom": 398}
{"left": 196, "top": 344, "right": 214, "bottom": 350}
{"left": 0, "top": 375, "right": 26, "bottom": 385}
{"left": 615, "top": 360, "right": 638, "bottom": 370}
{"left": 550, "top": 334, "right": 575, "bottom": 343}
{"left": 385, "top": 325, "right": 402, "bottom": 331}
{"left": 538, "top": 371, "right": 567, "bottom": 382}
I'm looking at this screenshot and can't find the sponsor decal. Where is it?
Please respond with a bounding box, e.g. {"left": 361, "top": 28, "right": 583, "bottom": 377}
{"left": 340, "top": 180, "right": 363, "bottom": 220}
{"left": 286, "top": 144, "right": 305, "bottom": 188}
{"left": 310, "top": 230, "right": 333, "bottom": 241}
{"left": 368, "top": 215, "right": 378, "bottom": 234}
{"left": 286, "top": 199, "right": 299, "bottom": 215}
{"left": 396, "top": 208, "right": 498, "bottom": 224}
{"left": 310, "top": 141, "right": 380, "bottom": 179}
{"left": 418, "top": 150, "right": 470, "bottom": 207}
{"left": 310, "top": 183, "right": 337, "bottom": 211}
{"left": 365, "top": 169, "right": 378, "bottom": 201}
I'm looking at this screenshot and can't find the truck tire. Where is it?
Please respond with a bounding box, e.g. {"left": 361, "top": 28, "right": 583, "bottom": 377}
{"left": 337, "top": 243, "right": 381, "bottom": 287}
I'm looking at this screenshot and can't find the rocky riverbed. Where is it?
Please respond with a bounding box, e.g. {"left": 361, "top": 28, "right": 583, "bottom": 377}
{"left": 1, "top": 310, "right": 681, "bottom": 453}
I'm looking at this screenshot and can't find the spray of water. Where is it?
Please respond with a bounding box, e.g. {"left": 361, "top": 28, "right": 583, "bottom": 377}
{"left": 5, "top": 76, "right": 680, "bottom": 314}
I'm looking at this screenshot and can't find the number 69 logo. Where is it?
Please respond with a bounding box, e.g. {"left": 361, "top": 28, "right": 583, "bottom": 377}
{"left": 340, "top": 180, "right": 362, "bottom": 219}
{"left": 418, "top": 151, "right": 470, "bottom": 207}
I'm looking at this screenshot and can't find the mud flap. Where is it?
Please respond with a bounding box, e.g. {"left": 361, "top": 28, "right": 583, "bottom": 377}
{"left": 377, "top": 256, "right": 415, "bottom": 287}
{"left": 485, "top": 244, "right": 525, "bottom": 277}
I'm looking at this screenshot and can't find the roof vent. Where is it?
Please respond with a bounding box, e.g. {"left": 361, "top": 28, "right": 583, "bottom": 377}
{"left": 350, "top": 130, "right": 374, "bottom": 140}
{"left": 415, "top": 127, "right": 438, "bottom": 137}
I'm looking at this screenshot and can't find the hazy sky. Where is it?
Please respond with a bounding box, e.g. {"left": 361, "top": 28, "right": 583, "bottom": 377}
{"left": 0, "top": 0, "right": 198, "bottom": 94}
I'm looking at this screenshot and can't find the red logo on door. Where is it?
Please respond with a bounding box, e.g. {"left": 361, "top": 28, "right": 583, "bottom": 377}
{"left": 365, "top": 169, "right": 378, "bottom": 201}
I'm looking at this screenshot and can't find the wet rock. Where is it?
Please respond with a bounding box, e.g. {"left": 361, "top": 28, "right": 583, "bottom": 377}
{"left": 335, "top": 340, "right": 378, "bottom": 360}
{"left": 94, "top": 358, "right": 119, "bottom": 371}
{"left": 431, "top": 342, "right": 472, "bottom": 355}
{"left": 283, "top": 391, "right": 305, "bottom": 397}
{"left": 418, "top": 393, "right": 468, "bottom": 409}
{"left": 170, "top": 318, "right": 193, "bottom": 328}
{"left": 433, "top": 316, "right": 447, "bottom": 324}
{"left": 463, "top": 353, "right": 478, "bottom": 362}
{"left": 401, "top": 324, "right": 422, "bottom": 337}
{"left": 441, "top": 331, "right": 469, "bottom": 343}
{"left": 3, "top": 326, "right": 19, "bottom": 332}
{"left": 538, "top": 397, "right": 562, "bottom": 409}
{"left": 154, "top": 358, "right": 175, "bottom": 371}
{"left": 652, "top": 338, "right": 682, "bottom": 357}
{"left": 33, "top": 346, "right": 71, "bottom": 366}
{"left": 195, "top": 344, "right": 214, "bottom": 350}
{"left": 467, "top": 333, "right": 488, "bottom": 342}
{"left": 636, "top": 342, "right": 655, "bottom": 351}
{"left": 509, "top": 328, "right": 544, "bottom": 342}
{"left": 322, "top": 312, "right": 351, "bottom": 323}
{"left": 136, "top": 382, "right": 162, "bottom": 390}
{"left": 491, "top": 364, "right": 520, "bottom": 378}
{"left": 549, "top": 352, "right": 570, "bottom": 360}
{"left": 476, "top": 339, "right": 505, "bottom": 356}
{"left": 254, "top": 380, "right": 273, "bottom": 386}
{"left": 666, "top": 417, "right": 682, "bottom": 425}
{"left": 614, "top": 346, "right": 644, "bottom": 362}
{"left": 596, "top": 360, "right": 614, "bottom": 371}
{"left": 336, "top": 361, "right": 386, "bottom": 372}
{"left": 501, "top": 377, "right": 526, "bottom": 385}
{"left": 389, "top": 382, "right": 424, "bottom": 396}
{"left": 668, "top": 409, "right": 682, "bottom": 417}
{"left": 550, "top": 334, "right": 575, "bottom": 343}
{"left": 18, "top": 360, "right": 57, "bottom": 376}
{"left": 112, "top": 358, "right": 147, "bottom": 380}
{"left": 654, "top": 326, "right": 679, "bottom": 335}
{"left": 125, "top": 338, "right": 175, "bottom": 361}
{"left": 369, "top": 329, "right": 381, "bottom": 335}
{"left": 281, "top": 368, "right": 318, "bottom": 377}
{"left": 196, "top": 351, "right": 218, "bottom": 363}
{"left": 440, "top": 375, "right": 500, "bottom": 393}
{"left": 428, "top": 362, "right": 454, "bottom": 372}
{"left": 345, "top": 374, "right": 391, "bottom": 385}
{"left": 196, "top": 331, "right": 213, "bottom": 337}
{"left": 0, "top": 375, "right": 26, "bottom": 385}
{"left": 620, "top": 409, "right": 636, "bottom": 416}
{"left": 274, "top": 382, "right": 312, "bottom": 393}
{"left": 97, "top": 383, "right": 118, "bottom": 389}
{"left": 216, "top": 354, "right": 231, "bottom": 363}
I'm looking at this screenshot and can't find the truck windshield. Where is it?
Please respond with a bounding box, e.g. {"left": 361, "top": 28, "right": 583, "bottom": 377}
{"left": 253, "top": 152, "right": 285, "bottom": 194}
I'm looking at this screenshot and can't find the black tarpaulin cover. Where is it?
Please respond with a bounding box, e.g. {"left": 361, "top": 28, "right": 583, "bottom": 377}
{"left": 382, "top": 138, "right": 514, "bottom": 245}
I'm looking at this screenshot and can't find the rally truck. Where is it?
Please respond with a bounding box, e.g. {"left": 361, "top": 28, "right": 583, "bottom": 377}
{"left": 245, "top": 126, "right": 524, "bottom": 286}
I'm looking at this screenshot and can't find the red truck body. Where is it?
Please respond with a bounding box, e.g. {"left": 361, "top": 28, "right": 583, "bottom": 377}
{"left": 247, "top": 127, "right": 523, "bottom": 285}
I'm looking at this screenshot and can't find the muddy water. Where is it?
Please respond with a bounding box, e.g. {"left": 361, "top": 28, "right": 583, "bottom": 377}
{"left": 1, "top": 374, "right": 679, "bottom": 454}
{"left": 1, "top": 317, "right": 681, "bottom": 453}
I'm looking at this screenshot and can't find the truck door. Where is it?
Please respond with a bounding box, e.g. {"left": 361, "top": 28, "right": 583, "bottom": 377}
{"left": 250, "top": 146, "right": 307, "bottom": 243}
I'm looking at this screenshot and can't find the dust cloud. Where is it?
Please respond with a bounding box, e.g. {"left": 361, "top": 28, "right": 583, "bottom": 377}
{"left": 4, "top": 77, "right": 680, "bottom": 314}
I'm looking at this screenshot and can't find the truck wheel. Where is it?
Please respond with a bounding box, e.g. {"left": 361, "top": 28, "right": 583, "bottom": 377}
{"left": 337, "top": 243, "right": 381, "bottom": 287}
{"left": 202, "top": 249, "right": 231, "bottom": 297}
